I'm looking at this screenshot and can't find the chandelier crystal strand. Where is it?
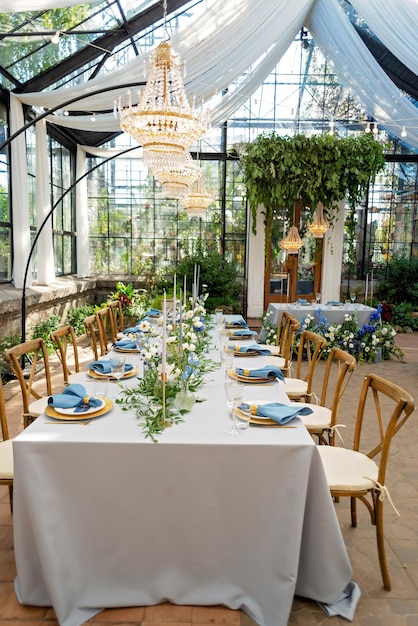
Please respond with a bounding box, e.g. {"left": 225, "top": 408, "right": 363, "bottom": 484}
{"left": 307, "top": 202, "right": 328, "bottom": 238}
{"left": 279, "top": 225, "right": 303, "bottom": 253}
{"left": 153, "top": 151, "right": 201, "bottom": 199}
{"left": 180, "top": 171, "right": 214, "bottom": 217}
{"left": 119, "top": 41, "right": 211, "bottom": 172}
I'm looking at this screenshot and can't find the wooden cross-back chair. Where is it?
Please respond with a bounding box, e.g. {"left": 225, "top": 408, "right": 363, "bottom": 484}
{"left": 295, "top": 347, "right": 357, "bottom": 444}
{"left": 318, "top": 373, "right": 415, "bottom": 591}
{"left": 108, "top": 299, "right": 124, "bottom": 340}
{"left": 50, "top": 325, "right": 80, "bottom": 386}
{"left": 271, "top": 317, "right": 300, "bottom": 377}
{"left": 95, "top": 307, "right": 113, "bottom": 353}
{"left": 4, "top": 338, "right": 52, "bottom": 428}
{"left": 83, "top": 314, "right": 104, "bottom": 360}
{"left": 278, "top": 329, "right": 327, "bottom": 402}
{"left": 0, "top": 375, "right": 14, "bottom": 512}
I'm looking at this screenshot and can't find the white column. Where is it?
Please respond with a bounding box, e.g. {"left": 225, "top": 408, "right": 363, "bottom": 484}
{"left": 321, "top": 200, "right": 345, "bottom": 303}
{"left": 36, "top": 119, "right": 55, "bottom": 285}
{"left": 247, "top": 206, "right": 265, "bottom": 318}
{"left": 76, "top": 146, "right": 90, "bottom": 277}
{"left": 10, "top": 94, "right": 31, "bottom": 288}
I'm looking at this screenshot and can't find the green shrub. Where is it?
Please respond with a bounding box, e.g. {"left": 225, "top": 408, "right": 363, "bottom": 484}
{"left": 391, "top": 302, "right": 418, "bottom": 330}
{"left": 0, "top": 334, "right": 22, "bottom": 380}
{"left": 376, "top": 254, "right": 418, "bottom": 306}
{"left": 66, "top": 304, "right": 95, "bottom": 336}
{"left": 30, "top": 315, "right": 61, "bottom": 351}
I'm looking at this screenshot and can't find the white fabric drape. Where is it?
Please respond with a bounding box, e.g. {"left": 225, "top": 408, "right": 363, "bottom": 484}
{"left": 9, "top": 94, "right": 31, "bottom": 289}
{"left": 35, "top": 120, "right": 55, "bottom": 285}
{"left": 75, "top": 146, "right": 90, "bottom": 278}
{"left": 0, "top": 0, "right": 98, "bottom": 10}
{"left": 350, "top": 0, "right": 418, "bottom": 76}
{"left": 309, "top": 0, "right": 418, "bottom": 148}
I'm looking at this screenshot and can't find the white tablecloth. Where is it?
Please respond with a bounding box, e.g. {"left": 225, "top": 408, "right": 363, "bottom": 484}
{"left": 13, "top": 336, "right": 354, "bottom": 626}
{"left": 265, "top": 302, "right": 376, "bottom": 328}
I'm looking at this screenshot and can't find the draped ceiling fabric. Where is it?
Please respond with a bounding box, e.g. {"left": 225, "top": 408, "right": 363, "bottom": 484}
{"left": 13, "top": 0, "right": 418, "bottom": 148}
{"left": 7, "top": 0, "right": 418, "bottom": 288}
{"left": 0, "top": 0, "right": 98, "bottom": 10}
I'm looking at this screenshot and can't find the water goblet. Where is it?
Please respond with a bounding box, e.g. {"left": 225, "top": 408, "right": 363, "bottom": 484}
{"left": 220, "top": 348, "right": 234, "bottom": 372}
{"left": 315, "top": 293, "right": 321, "bottom": 305}
{"left": 109, "top": 355, "right": 126, "bottom": 398}
{"left": 350, "top": 292, "right": 356, "bottom": 305}
{"left": 224, "top": 380, "right": 244, "bottom": 435}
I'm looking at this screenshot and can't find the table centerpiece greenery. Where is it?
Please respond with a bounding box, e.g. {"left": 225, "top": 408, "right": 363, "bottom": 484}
{"left": 117, "top": 291, "right": 217, "bottom": 442}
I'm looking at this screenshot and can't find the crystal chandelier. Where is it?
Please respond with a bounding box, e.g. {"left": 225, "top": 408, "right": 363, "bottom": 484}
{"left": 153, "top": 151, "right": 201, "bottom": 199}
{"left": 307, "top": 202, "right": 328, "bottom": 238}
{"left": 279, "top": 225, "right": 303, "bottom": 254}
{"left": 180, "top": 172, "right": 214, "bottom": 217}
{"left": 119, "top": 40, "right": 211, "bottom": 172}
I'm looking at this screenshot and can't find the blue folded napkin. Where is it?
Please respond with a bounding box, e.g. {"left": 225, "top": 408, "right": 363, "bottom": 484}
{"left": 327, "top": 300, "right": 341, "bottom": 306}
{"left": 48, "top": 384, "right": 102, "bottom": 409}
{"left": 229, "top": 329, "right": 257, "bottom": 337}
{"left": 226, "top": 319, "right": 248, "bottom": 327}
{"left": 239, "top": 402, "right": 313, "bottom": 424}
{"left": 114, "top": 339, "right": 137, "bottom": 349}
{"left": 145, "top": 308, "right": 160, "bottom": 317}
{"left": 297, "top": 298, "right": 308, "bottom": 304}
{"left": 229, "top": 344, "right": 271, "bottom": 355}
{"left": 235, "top": 365, "right": 285, "bottom": 382}
{"left": 88, "top": 360, "right": 134, "bottom": 375}
{"left": 123, "top": 325, "right": 141, "bottom": 334}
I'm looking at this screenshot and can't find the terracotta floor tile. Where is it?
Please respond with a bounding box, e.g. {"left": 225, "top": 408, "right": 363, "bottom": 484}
{"left": 144, "top": 604, "right": 193, "bottom": 623}
{"left": 192, "top": 606, "right": 240, "bottom": 624}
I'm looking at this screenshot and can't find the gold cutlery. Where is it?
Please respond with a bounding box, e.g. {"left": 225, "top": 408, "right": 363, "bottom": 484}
{"left": 44, "top": 420, "right": 92, "bottom": 426}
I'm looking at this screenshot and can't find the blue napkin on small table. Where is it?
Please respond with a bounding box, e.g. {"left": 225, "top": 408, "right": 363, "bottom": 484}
{"left": 229, "top": 329, "right": 257, "bottom": 337}
{"left": 145, "top": 308, "right": 160, "bottom": 317}
{"left": 114, "top": 338, "right": 137, "bottom": 349}
{"left": 88, "top": 360, "right": 134, "bottom": 375}
{"left": 229, "top": 344, "right": 271, "bottom": 355}
{"left": 235, "top": 365, "right": 285, "bottom": 382}
{"left": 48, "top": 384, "right": 102, "bottom": 409}
{"left": 226, "top": 319, "right": 248, "bottom": 328}
{"left": 239, "top": 402, "right": 312, "bottom": 424}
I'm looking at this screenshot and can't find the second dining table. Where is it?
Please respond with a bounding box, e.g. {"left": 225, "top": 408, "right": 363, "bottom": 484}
{"left": 12, "top": 321, "right": 357, "bottom": 626}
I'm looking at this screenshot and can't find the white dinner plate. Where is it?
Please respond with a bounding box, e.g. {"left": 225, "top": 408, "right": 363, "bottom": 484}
{"left": 53, "top": 399, "right": 106, "bottom": 416}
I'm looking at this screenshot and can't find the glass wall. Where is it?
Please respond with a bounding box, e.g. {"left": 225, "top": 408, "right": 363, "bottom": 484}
{"left": 0, "top": 116, "right": 11, "bottom": 282}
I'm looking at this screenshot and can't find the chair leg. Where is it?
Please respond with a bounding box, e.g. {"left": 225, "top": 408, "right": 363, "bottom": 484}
{"left": 350, "top": 496, "right": 358, "bottom": 527}
{"left": 375, "top": 498, "right": 391, "bottom": 591}
{"left": 8, "top": 485, "right": 13, "bottom": 514}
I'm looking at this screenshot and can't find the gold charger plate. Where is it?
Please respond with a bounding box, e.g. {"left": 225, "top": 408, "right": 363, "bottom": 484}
{"left": 228, "top": 369, "right": 274, "bottom": 384}
{"left": 234, "top": 407, "right": 278, "bottom": 427}
{"left": 88, "top": 367, "right": 138, "bottom": 380}
{"left": 45, "top": 397, "right": 113, "bottom": 421}
{"left": 228, "top": 333, "right": 255, "bottom": 341}
{"left": 226, "top": 347, "right": 259, "bottom": 357}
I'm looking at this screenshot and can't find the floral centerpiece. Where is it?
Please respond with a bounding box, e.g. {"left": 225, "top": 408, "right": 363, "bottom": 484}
{"left": 260, "top": 303, "right": 404, "bottom": 363}
{"left": 118, "top": 291, "right": 216, "bottom": 441}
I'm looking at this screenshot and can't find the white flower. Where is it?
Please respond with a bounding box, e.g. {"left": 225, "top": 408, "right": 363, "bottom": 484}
{"left": 139, "top": 320, "right": 150, "bottom": 332}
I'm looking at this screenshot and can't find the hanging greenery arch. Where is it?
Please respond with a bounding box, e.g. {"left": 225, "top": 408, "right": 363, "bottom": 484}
{"left": 237, "top": 133, "right": 386, "bottom": 243}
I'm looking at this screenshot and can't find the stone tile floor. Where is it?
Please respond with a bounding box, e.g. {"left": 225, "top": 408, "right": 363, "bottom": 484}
{"left": 1, "top": 332, "right": 417, "bottom": 626}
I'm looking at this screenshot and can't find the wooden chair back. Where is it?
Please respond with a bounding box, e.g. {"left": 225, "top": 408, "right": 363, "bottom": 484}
{"left": 83, "top": 315, "right": 104, "bottom": 360}
{"left": 278, "top": 317, "right": 300, "bottom": 376}
{"left": 4, "top": 338, "right": 52, "bottom": 428}
{"left": 293, "top": 330, "right": 327, "bottom": 400}
{"left": 0, "top": 376, "right": 13, "bottom": 510}
{"left": 50, "top": 325, "right": 80, "bottom": 385}
{"left": 108, "top": 300, "right": 124, "bottom": 339}
{"left": 95, "top": 307, "right": 112, "bottom": 353}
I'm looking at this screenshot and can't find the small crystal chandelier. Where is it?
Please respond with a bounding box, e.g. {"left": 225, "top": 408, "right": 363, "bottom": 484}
{"left": 119, "top": 40, "right": 210, "bottom": 172}
{"left": 153, "top": 151, "right": 201, "bottom": 199}
{"left": 307, "top": 202, "right": 328, "bottom": 238}
{"left": 279, "top": 225, "right": 303, "bottom": 254}
{"left": 180, "top": 172, "right": 214, "bottom": 217}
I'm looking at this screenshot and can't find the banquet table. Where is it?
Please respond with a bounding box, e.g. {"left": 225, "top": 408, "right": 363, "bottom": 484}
{"left": 265, "top": 302, "right": 377, "bottom": 328}
{"left": 13, "top": 332, "right": 355, "bottom": 626}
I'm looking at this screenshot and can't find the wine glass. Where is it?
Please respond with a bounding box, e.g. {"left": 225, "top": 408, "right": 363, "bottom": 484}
{"left": 315, "top": 293, "right": 321, "bottom": 305}
{"left": 224, "top": 380, "right": 244, "bottom": 435}
{"left": 109, "top": 355, "right": 126, "bottom": 397}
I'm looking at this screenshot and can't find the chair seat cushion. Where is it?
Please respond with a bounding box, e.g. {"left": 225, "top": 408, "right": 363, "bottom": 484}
{"left": 279, "top": 378, "right": 308, "bottom": 398}
{"left": 29, "top": 397, "right": 49, "bottom": 416}
{"left": 293, "top": 402, "right": 331, "bottom": 430}
{"left": 0, "top": 440, "right": 13, "bottom": 479}
{"left": 317, "top": 446, "right": 378, "bottom": 492}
